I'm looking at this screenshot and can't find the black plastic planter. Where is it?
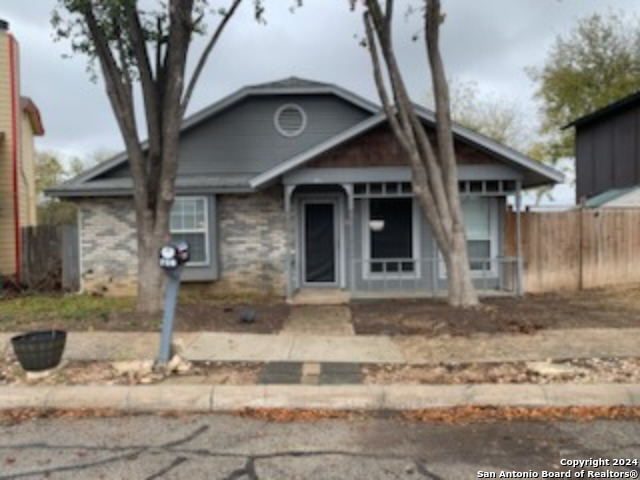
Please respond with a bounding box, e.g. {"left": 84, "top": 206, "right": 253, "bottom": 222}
{"left": 11, "top": 330, "right": 67, "bottom": 372}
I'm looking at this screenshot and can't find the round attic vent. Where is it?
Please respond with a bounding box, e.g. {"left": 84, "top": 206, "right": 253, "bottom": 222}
{"left": 274, "top": 104, "right": 307, "bottom": 137}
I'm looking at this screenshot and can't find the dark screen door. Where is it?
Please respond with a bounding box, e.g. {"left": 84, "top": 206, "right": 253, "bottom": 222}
{"left": 304, "top": 203, "right": 335, "bottom": 283}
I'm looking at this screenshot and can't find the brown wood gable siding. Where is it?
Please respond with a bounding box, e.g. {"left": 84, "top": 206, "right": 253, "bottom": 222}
{"left": 307, "top": 125, "right": 496, "bottom": 169}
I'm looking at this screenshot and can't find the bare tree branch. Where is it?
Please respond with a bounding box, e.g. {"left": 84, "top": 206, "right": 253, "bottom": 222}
{"left": 425, "top": 0, "right": 458, "bottom": 214}
{"left": 364, "top": 5, "right": 449, "bottom": 247}
{"left": 181, "top": 0, "right": 243, "bottom": 116}
{"left": 361, "top": 0, "right": 478, "bottom": 306}
{"left": 81, "top": 3, "right": 148, "bottom": 202}
{"left": 363, "top": 12, "right": 409, "bottom": 151}
{"left": 125, "top": 5, "right": 161, "bottom": 149}
{"left": 367, "top": 0, "right": 452, "bottom": 228}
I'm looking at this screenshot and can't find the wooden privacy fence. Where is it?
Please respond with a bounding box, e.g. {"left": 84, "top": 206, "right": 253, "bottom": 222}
{"left": 505, "top": 208, "right": 640, "bottom": 293}
{"left": 20, "top": 224, "right": 79, "bottom": 291}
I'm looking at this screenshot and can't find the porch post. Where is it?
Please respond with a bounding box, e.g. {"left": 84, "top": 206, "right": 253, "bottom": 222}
{"left": 284, "top": 185, "right": 295, "bottom": 301}
{"left": 515, "top": 180, "right": 524, "bottom": 296}
{"left": 342, "top": 183, "right": 355, "bottom": 294}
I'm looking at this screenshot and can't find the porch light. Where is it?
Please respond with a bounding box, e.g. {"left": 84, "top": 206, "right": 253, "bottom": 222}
{"left": 369, "top": 219, "right": 385, "bottom": 232}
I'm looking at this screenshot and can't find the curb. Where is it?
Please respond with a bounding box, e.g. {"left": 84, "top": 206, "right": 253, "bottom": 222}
{"left": 1, "top": 383, "right": 639, "bottom": 412}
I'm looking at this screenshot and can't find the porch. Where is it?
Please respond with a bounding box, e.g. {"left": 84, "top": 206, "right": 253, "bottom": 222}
{"left": 281, "top": 167, "right": 525, "bottom": 302}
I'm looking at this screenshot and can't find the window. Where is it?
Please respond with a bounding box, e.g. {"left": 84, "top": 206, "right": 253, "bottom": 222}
{"left": 366, "top": 198, "right": 416, "bottom": 275}
{"left": 274, "top": 104, "right": 307, "bottom": 137}
{"left": 170, "top": 197, "right": 209, "bottom": 266}
{"left": 462, "top": 198, "right": 497, "bottom": 274}
{"left": 438, "top": 198, "right": 498, "bottom": 278}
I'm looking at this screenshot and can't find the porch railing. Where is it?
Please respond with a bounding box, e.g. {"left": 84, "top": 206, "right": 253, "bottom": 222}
{"left": 352, "top": 256, "right": 520, "bottom": 296}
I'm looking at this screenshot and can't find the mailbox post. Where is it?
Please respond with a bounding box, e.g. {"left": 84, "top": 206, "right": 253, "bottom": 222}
{"left": 157, "top": 241, "right": 190, "bottom": 365}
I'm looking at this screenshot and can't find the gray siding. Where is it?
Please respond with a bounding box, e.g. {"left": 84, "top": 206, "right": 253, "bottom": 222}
{"left": 101, "top": 95, "right": 370, "bottom": 179}
{"left": 576, "top": 104, "right": 640, "bottom": 200}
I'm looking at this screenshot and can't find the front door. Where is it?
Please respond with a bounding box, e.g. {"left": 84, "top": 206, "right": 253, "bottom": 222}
{"left": 302, "top": 200, "right": 338, "bottom": 285}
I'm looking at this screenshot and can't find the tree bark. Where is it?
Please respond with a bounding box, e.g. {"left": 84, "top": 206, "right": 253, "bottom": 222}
{"left": 363, "top": 0, "right": 479, "bottom": 307}
{"left": 136, "top": 227, "right": 166, "bottom": 313}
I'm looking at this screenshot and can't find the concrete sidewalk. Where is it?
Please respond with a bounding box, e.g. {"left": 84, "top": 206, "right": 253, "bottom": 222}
{"left": 3, "top": 328, "right": 639, "bottom": 364}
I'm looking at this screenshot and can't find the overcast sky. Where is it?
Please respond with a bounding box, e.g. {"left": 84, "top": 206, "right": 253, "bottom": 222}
{"left": 4, "top": 0, "right": 640, "bottom": 164}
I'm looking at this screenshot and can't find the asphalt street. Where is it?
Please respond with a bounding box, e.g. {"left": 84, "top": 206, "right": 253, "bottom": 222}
{"left": 0, "top": 414, "right": 639, "bottom": 479}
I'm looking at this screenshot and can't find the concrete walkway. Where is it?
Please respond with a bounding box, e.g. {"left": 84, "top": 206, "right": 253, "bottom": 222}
{"left": 2, "top": 327, "right": 640, "bottom": 365}
{"left": 281, "top": 305, "right": 354, "bottom": 336}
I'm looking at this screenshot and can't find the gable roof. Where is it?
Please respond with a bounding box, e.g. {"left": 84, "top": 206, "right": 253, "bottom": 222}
{"left": 248, "top": 77, "right": 334, "bottom": 90}
{"left": 64, "top": 76, "right": 379, "bottom": 187}
{"left": 50, "top": 77, "right": 563, "bottom": 197}
{"left": 564, "top": 90, "right": 640, "bottom": 129}
{"left": 250, "top": 106, "right": 564, "bottom": 189}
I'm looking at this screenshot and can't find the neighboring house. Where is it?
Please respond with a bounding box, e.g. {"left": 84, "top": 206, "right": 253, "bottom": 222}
{"left": 0, "top": 20, "right": 44, "bottom": 283}
{"left": 584, "top": 186, "right": 640, "bottom": 209}
{"left": 565, "top": 90, "right": 640, "bottom": 204}
{"left": 49, "top": 77, "right": 562, "bottom": 301}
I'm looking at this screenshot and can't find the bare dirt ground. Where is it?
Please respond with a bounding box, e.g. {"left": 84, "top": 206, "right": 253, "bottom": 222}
{"left": 363, "top": 358, "right": 640, "bottom": 385}
{"left": 0, "top": 301, "right": 289, "bottom": 334}
{"left": 1, "top": 285, "right": 639, "bottom": 336}
{"left": 3, "top": 354, "right": 640, "bottom": 387}
{"left": 0, "top": 357, "right": 261, "bottom": 387}
{"left": 351, "top": 285, "right": 640, "bottom": 336}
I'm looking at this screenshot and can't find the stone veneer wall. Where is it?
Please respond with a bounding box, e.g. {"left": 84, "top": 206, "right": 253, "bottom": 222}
{"left": 216, "top": 186, "right": 287, "bottom": 296}
{"left": 76, "top": 186, "right": 288, "bottom": 297}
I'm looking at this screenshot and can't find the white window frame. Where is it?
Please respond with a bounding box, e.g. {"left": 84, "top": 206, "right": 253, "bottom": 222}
{"left": 362, "top": 197, "right": 421, "bottom": 280}
{"left": 438, "top": 197, "right": 499, "bottom": 279}
{"left": 170, "top": 196, "right": 210, "bottom": 267}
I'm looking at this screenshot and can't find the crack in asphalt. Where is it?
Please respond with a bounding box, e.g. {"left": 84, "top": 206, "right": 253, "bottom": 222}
{"left": 223, "top": 457, "right": 259, "bottom": 480}
{"left": 414, "top": 457, "right": 444, "bottom": 479}
{"left": 0, "top": 424, "right": 437, "bottom": 479}
{"left": 159, "top": 425, "right": 209, "bottom": 448}
{"left": 144, "top": 456, "right": 189, "bottom": 480}
{"left": 0, "top": 447, "right": 148, "bottom": 479}
{"left": 0, "top": 425, "right": 211, "bottom": 480}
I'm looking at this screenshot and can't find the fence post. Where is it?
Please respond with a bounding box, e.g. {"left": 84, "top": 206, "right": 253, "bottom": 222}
{"left": 578, "top": 207, "right": 584, "bottom": 290}
{"left": 515, "top": 181, "right": 524, "bottom": 295}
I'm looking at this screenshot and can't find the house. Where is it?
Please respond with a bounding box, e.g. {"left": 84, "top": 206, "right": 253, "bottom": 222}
{"left": 49, "top": 77, "right": 562, "bottom": 301}
{"left": 0, "top": 19, "right": 44, "bottom": 283}
{"left": 565, "top": 90, "right": 640, "bottom": 204}
{"left": 584, "top": 186, "right": 640, "bottom": 209}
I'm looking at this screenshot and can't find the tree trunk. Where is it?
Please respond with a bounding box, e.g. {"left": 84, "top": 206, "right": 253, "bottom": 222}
{"left": 442, "top": 223, "right": 478, "bottom": 307}
{"left": 362, "top": 0, "right": 480, "bottom": 307}
{"left": 136, "top": 230, "right": 165, "bottom": 313}
{"left": 133, "top": 198, "right": 169, "bottom": 314}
